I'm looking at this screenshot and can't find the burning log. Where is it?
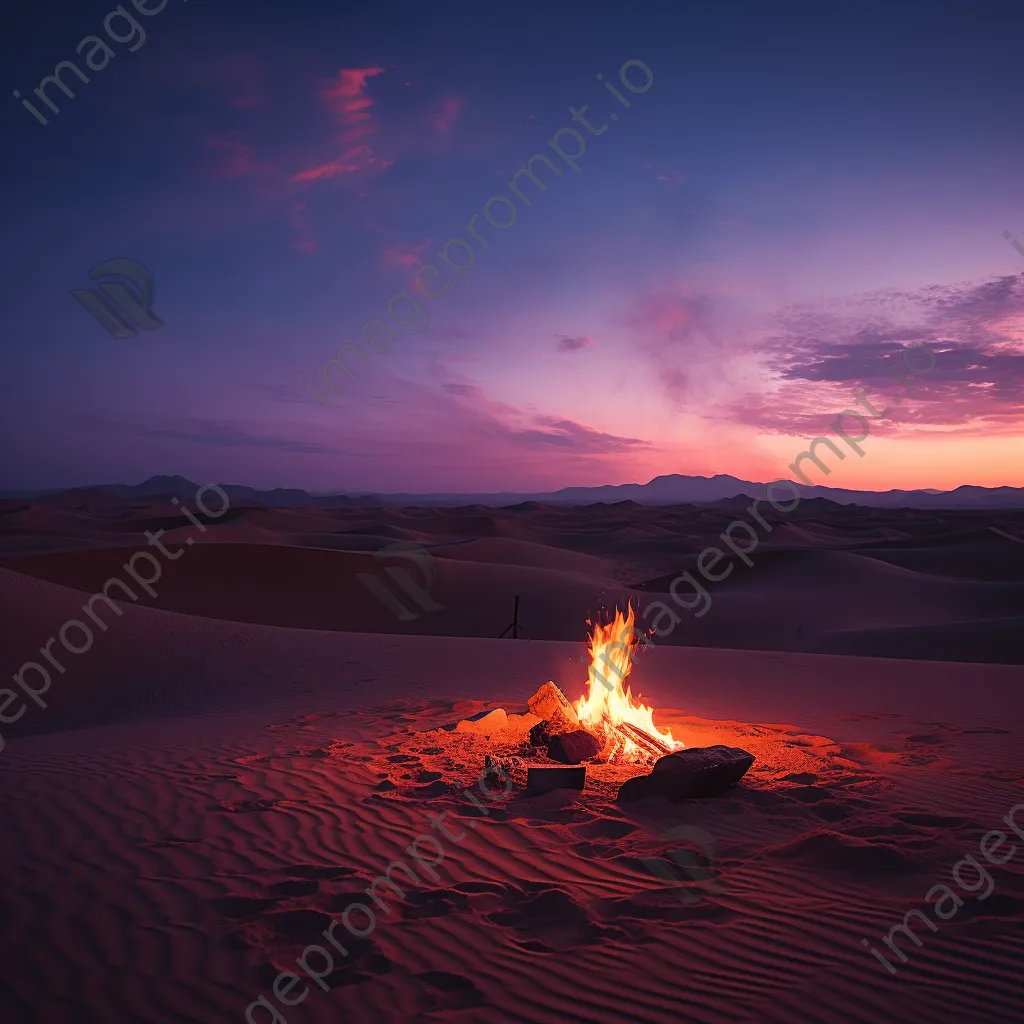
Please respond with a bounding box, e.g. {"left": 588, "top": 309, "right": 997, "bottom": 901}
{"left": 615, "top": 721, "right": 674, "bottom": 759}
{"left": 572, "top": 605, "right": 681, "bottom": 762}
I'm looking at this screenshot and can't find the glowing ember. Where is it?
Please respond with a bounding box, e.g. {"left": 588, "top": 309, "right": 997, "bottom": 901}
{"left": 573, "top": 603, "right": 684, "bottom": 763}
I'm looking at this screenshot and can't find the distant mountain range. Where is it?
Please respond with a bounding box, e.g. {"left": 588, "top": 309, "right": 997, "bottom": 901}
{"left": 4, "top": 473, "right": 1024, "bottom": 510}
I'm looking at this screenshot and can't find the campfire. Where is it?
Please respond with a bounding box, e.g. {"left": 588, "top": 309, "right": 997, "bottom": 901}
{"left": 570, "top": 603, "right": 683, "bottom": 763}
{"left": 451, "top": 602, "right": 754, "bottom": 800}
{"left": 455, "top": 603, "right": 682, "bottom": 765}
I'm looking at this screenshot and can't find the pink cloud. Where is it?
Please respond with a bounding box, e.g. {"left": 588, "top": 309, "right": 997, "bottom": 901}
{"left": 292, "top": 151, "right": 378, "bottom": 183}
{"left": 725, "top": 276, "right": 1024, "bottom": 436}
{"left": 436, "top": 382, "right": 650, "bottom": 455}
{"left": 380, "top": 240, "right": 434, "bottom": 269}
{"left": 432, "top": 97, "right": 463, "bottom": 135}
{"left": 642, "top": 163, "right": 685, "bottom": 189}
{"left": 623, "top": 293, "right": 698, "bottom": 333}
{"left": 616, "top": 288, "right": 745, "bottom": 407}
{"left": 292, "top": 66, "right": 391, "bottom": 184}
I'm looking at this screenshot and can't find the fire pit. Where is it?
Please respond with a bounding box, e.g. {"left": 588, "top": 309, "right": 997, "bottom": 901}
{"left": 455, "top": 603, "right": 754, "bottom": 800}
{"left": 527, "top": 604, "right": 683, "bottom": 764}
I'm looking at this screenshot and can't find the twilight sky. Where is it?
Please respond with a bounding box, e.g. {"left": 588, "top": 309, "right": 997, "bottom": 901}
{"left": 2, "top": 0, "right": 1024, "bottom": 494}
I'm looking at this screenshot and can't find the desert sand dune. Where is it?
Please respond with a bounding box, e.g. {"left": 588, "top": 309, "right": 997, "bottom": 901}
{"left": 2, "top": 499, "right": 1023, "bottom": 663}
{"left": 0, "top": 557, "right": 1021, "bottom": 1024}
{"left": 0, "top": 545, "right": 629, "bottom": 639}
{"left": 853, "top": 535, "right": 1024, "bottom": 581}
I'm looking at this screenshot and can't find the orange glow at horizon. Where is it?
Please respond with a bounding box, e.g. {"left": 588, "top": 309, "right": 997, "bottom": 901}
{"left": 755, "top": 433, "right": 1024, "bottom": 491}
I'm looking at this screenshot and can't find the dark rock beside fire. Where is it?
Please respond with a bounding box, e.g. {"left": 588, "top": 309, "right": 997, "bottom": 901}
{"left": 484, "top": 754, "right": 521, "bottom": 776}
{"left": 616, "top": 745, "right": 755, "bottom": 802}
{"left": 546, "top": 730, "right": 603, "bottom": 765}
{"left": 529, "top": 720, "right": 552, "bottom": 748}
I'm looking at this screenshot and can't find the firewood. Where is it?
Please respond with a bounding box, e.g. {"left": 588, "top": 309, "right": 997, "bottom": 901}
{"left": 615, "top": 721, "right": 673, "bottom": 758}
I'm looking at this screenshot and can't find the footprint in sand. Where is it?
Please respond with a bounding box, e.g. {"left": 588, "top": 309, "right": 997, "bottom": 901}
{"left": 487, "top": 887, "right": 623, "bottom": 950}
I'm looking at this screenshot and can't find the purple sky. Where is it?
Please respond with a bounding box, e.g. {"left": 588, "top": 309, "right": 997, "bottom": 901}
{"left": 2, "top": 0, "right": 1024, "bottom": 494}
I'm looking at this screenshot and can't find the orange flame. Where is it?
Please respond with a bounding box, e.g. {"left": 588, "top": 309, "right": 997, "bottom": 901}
{"left": 574, "top": 603, "right": 684, "bottom": 763}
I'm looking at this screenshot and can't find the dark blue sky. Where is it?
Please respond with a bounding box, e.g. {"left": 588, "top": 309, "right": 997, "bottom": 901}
{"left": 3, "top": 0, "right": 1024, "bottom": 493}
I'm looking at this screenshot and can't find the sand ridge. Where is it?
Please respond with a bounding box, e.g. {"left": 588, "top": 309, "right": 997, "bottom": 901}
{"left": 2, "top": 496, "right": 1023, "bottom": 662}
{"left": 0, "top": 497, "right": 1022, "bottom": 1022}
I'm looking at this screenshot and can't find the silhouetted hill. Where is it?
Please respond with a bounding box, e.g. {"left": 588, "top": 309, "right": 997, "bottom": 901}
{"left": 5, "top": 473, "right": 1023, "bottom": 510}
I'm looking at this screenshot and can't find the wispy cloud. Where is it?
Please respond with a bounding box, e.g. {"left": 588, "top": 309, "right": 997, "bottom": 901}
{"left": 89, "top": 417, "right": 355, "bottom": 456}
{"left": 513, "top": 417, "right": 650, "bottom": 453}
{"left": 619, "top": 290, "right": 731, "bottom": 404}
{"left": 292, "top": 66, "right": 392, "bottom": 184}
{"left": 381, "top": 239, "right": 433, "bottom": 269}
{"left": 730, "top": 274, "right": 1024, "bottom": 435}
{"left": 436, "top": 380, "right": 649, "bottom": 454}
{"left": 442, "top": 383, "right": 483, "bottom": 398}
{"left": 640, "top": 163, "right": 685, "bottom": 189}
{"left": 432, "top": 97, "right": 463, "bottom": 135}
{"left": 556, "top": 334, "right": 594, "bottom": 352}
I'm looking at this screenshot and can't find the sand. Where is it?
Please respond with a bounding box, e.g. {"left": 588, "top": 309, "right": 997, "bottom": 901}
{"left": 0, "top": 495, "right": 1022, "bottom": 1023}
{"left": 2, "top": 496, "right": 1022, "bottom": 661}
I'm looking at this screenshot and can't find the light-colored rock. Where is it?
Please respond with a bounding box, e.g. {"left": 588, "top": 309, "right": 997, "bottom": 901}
{"left": 455, "top": 708, "right": 508, "bottom": 736}
{"left": 527, "top": 681, "right": 578, "bottom": 733}
{"left": 502, "top": 712, "right": 542, "bottom": 743}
